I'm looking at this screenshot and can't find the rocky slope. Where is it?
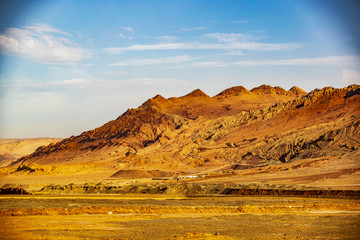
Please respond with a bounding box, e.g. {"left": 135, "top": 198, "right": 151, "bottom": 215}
{"left": 8, "top": 85, "right": 360, "bottom": 182}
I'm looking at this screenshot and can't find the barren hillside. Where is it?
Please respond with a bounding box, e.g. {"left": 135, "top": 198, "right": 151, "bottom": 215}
{"left": 3, "top": 84, "right": 360, "bottom": 188}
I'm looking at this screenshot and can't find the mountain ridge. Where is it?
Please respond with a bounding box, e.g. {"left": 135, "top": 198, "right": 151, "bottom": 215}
{"left": 6, "top": 84, "right": 360, "bottom": 187}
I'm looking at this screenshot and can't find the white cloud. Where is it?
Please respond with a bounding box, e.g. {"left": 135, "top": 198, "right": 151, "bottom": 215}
{"left": 341, "top": 68, "right": 360, "bottom": 84}
{"left": 192, "top": 61, "right": 229, "bottom": 67}
{"left": 127, "top": 77, "right": 188, "bottom": 86}
{"left": 165, "top": 65, "right": 185, "bottom": 69}
{"left": 121, "top": 26, "right": 133, "bottom": 32}
{"left": 157, "top": 35, "right": 178, "bottom": 41}
{"left": 105, "top": 31, "right": 294, "bottom": 54}
{"left": 8, "top": 78, "right": 90, "bottom": 93}
{"left": 24, "top": 23, "right": 71, "bottom": 36}
{"left": 189, "top": 56, "right": 360, "bottom": 68}
{"left": 61, "top": 78, "right": 87, "bottom": 85}
{"left": 179, "top": 27, "right": 207, "bottom": 32}
{"left": 109, "top": 55, "right": 197, "bottom": 66}
{"left": 226, "top": 51, "right": 244, "bottom": 56}
{"left": 104, "top": 31, "right": 302, "bottom": 54}
{"left": 118, "top": 33, "right": 132, "bottom": 40}
{"left": 102, "top": 70, "right": 127, "bottom": 76}
{"left": 232, "top": 20, "right": 250, "bottom": 24}
{"left": 233, "top": 56, "right": 360, "bottom": 67}
{"left": 9, "top": 76, "right": 189, "bottom": 94}
{"left": 0, "top": 23, "right": 90, "bottom": 64}
{"left": 105, "top": 43, "right": 186, "bottom": 53}
{"left": 104, "top": 41, "right": 302, "bottom": 54}
{"left": 205, "top": 33, "right": 252, "bottom": 42}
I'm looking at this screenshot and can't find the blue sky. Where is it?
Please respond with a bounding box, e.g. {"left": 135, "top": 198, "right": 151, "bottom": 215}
{"left": 1, "top": 0, "right": 359, "bottom": 138}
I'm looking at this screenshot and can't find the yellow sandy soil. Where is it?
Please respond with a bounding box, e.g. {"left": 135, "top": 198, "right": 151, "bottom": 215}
{"left": 1, "top": 195, "right": 359, "bottom": 239}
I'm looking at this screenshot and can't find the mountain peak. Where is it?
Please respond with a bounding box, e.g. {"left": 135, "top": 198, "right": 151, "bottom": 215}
{"left": 140, "top": 94, "right": 170, "bottom": 109}
{"left": 289, "top": 86, "right": 307, "bottom": 96}
{"left": 182, "top": 89, "right": 209, "bottom": 98}
{"left": 216, "top": 86, "right": 250, "bottom": 97}
{"left": 274, "top": 86, "right": 287, "bottom": 95}
{"left": 250, "top": 84, "right": 276, "bottom": 95}
{"left": 152, "top": 94, "right": 167, "bottom": 101}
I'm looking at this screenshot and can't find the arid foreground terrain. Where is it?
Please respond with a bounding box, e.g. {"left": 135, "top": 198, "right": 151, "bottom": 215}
{"left": 1, "top": 194, "right": 360, "bottom": 240}
{"left": 0, "top": 84, "right": 360, "bottom": 239}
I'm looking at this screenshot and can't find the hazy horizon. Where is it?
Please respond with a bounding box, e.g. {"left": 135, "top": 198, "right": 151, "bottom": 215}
{"left": 1, "top": 0, "right": 360, "bottom": 138}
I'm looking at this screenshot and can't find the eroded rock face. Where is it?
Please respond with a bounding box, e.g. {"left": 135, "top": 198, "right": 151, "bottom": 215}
{"left": 12, "top": 85, "right": 360, "bottom": 177}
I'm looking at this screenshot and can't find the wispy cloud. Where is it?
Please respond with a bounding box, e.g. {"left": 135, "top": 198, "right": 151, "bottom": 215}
{"left": 157, "top": 35, "right": 178, "bottom": 41}
{"left": 192, "top": 61, "right": 229, "bottom": 67}
{"left": 25, "top": 23, "right": 71, "bottom": 35}
{"left": 233, "top": 56, "right": 360, "bottom": 67}
{"left": 205, "top": 32, "right": 263, "bottom": 42}
{"left": 165, "top": 65, "right": 185, "bottom": 69}
{"left": 109, "top": 55, "right": 197, "bottom": 66}
{"left": 189, "top": 56, "right": 360, "bottom": 68}
{"left": 60, "top": 78, "right": 87, "bottom": 85}
{"left": 102, "top": 70, "right": 127, "bottom": 76}
{"left": 178, "top": 27, "right": 207, "bottom": 32}
{"left": 206, "top": 33, "right": 249, "bottom": 42}
{"left": 13, "top": 77, "right": 187, "bottom": 93}
{"left": 0, "top": 23, "right": 90, "bottom": 64}
{"left": 104, "top": 41, "right": 302, "bottom": 54}
{"left": 127, "top": 77, "right": 187, "bottom": 86}
{"left": 225, "top": 51, "right": 244, "bottom": 56}
{"left": 341, "top": 68, "right": 360, "bottom": 83}
{"left": 9, "top": 78, "right": 89, "bottom": 93}
{"left": 232, "top": 20, "right": 250, "bottom": 24}
{"left": 104, "top": 32, "right": 301, "bottom": 54}
{"left": 121, "top": 26, "right": 133, "bottom": 32}
{"left": 119, "top": 33, "right": 132, "bottom": 40}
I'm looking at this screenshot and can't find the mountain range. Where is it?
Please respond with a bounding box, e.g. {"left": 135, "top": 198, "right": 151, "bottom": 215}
{"left": 4, "top": 84, "right": 360, "bottom": 187}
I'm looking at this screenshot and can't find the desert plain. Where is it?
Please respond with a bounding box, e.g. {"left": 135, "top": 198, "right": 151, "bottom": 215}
{"left": 1, "top": 194, "right": 360, "bottom": 240}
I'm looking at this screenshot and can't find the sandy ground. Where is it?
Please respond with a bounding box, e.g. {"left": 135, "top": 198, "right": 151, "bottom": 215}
{"left": 1, "top": 195, "right": 359, "bottom": 240}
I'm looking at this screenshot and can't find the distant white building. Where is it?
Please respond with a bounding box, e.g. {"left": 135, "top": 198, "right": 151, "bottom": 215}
{"left": 178, "top": 175, "right": 197, "bottom": 180}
